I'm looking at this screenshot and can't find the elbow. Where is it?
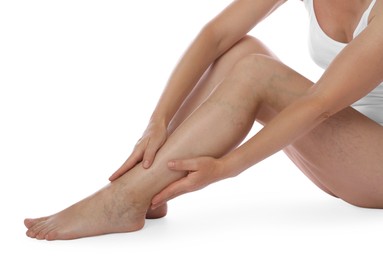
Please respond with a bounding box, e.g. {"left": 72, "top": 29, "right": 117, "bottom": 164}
{"left": 199, "top": 21, "right": 228, "bottom": 58}
{"left": 199, "top": 22, "right": 221, "bottom": 46}
{"left": 303, "top": 90, "right": 339, "bottom": 123}
{"left": 314, "top": 95, "right": 342, "bottom": 122}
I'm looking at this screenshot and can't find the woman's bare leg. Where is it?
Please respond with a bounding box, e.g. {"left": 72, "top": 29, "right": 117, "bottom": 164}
{"left": 234, "top": 54, "right": 383, "bottom": 207}
{"left": 24, "top": 36, "right": 275, "bottom": 240}
{"left": 25, "top": 35, "right": 383, "bottom": 240}
{"left": 146, "top": 36, "right": 276, "bottom": 218}
{"left": 24, "top": 85, "right": 255, "bottom": 239}
{"left": 166, "top": 36, "right": 277, "bottom": 134}
{"left": 166, "top": 53, "right": 383, "bottom": 208}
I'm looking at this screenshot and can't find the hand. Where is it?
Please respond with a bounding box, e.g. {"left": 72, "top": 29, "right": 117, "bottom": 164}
{"left": 151, "top": 156, "right": 228, "bottom": 209}
{"left": 109, "top": 120, "right": 168, "bottom": 181}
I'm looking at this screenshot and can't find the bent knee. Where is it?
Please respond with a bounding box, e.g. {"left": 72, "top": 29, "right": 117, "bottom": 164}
{"left": 230, "top": 54, "right": 283, "bottom": 97}
{"left": 233, "top": 53, "right": 281, "bottom": 80}
{"left": 235, "top": 52, "right": 276, "bottom": 68}
{"left": 235, "top": 35, "right": 278, "bottom": 59}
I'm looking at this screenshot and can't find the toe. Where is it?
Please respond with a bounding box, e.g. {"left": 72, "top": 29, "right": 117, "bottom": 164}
{"left": 28, "top": 219, "right": 49, "bottom": 238}
{"left": 44, "top": 230, "right": 57, "bottom": 241}
{"left": 24, "top": 218, "right": 33, "bottom": 228}
{"left": 26, "top": 229, "right": 36, "bottom": 238}
{"left": 24, "top": 218, "right": 39, "bottom": 228}
{"left": 36, "top": 224, "right": 58, "bottom": 240}
{"left": 24, "top": 217, "right": 49, "bottom": 228}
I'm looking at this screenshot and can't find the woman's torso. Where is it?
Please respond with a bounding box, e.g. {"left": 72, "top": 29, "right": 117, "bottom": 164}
{"left": 303, "top": 0, "right": 383, "bottom": 125}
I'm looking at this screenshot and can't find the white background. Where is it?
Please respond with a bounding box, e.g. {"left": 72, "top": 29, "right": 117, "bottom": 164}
{"left": 1, "top": 0, "right": 382, "bottom": 259}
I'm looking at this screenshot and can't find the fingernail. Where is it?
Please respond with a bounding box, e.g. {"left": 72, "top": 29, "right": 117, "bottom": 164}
{"left": 168, "top": 161, "right": 175, "bottom": 168}
{"left": 143, "top": 160, "right": 150, "bottom": 168}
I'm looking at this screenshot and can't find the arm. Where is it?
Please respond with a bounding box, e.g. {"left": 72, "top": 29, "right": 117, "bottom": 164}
{"left": 151, "top": 12, "right": 383, "bottom": 207}
{"left": 224, "top": 13, "right": 383, "bottom": 176}
{"left": 110, "top": 0, "right": 286, "bottom": 179}
{"left": 151, "top": 0, "right": 287, "bottom": 125}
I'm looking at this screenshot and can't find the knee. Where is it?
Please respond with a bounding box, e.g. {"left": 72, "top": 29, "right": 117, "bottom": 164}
{"left": 236, "top": 35, "right": 277, "bottom": 58}
{"left": 235, "top": 52, "right": 276, "bottom": 74}
{"left": 230, "top": 53, "right": 277, "bottom": 90}
{"left": 237, "top": 52, "right": 270, "bottom": 65}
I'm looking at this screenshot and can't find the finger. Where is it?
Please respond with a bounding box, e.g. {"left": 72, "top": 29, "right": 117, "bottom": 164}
{"left": 109, "top": 171, "right": 125, "bottom": 182}
{"left": 168, "top": 158, "right": 200, "bottom": 172}
{"left": 142, "top": 145, "right": 157, "bottom": 169}
{"left": 142, "top": 137, "right": 165, "bottom": 169}
{"left": 151, "top": 177, "right": 192, "bottom": 208}
{"left": 108, "top": 150, "right": 143, "bottom": 181}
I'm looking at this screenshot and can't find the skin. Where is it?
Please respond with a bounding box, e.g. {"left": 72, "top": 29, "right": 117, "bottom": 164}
{"left": 25, "top": 0, "right": 383, "bottom": 240}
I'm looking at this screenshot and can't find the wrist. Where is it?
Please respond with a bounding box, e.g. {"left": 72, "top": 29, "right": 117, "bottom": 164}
{"left": 149, "top": 113, "right": 169, "bottom": 128}
{"left": 220, "top": 150, "right": 244, "bottom": 178}
{"left": 220, "top": 155, "right": 241, "bottom": 178}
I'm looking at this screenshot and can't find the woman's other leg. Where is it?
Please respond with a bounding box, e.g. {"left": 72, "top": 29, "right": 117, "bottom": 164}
{"left": 234, "top": 55, "right": 383, "bottom": 207}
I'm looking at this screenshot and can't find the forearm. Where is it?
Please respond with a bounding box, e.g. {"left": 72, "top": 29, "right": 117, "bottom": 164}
{"left": 149, "top": 0, "right": 288, "bottom": 127}
{"left": 150, "top": 26, "right": 221, "bottom": 126}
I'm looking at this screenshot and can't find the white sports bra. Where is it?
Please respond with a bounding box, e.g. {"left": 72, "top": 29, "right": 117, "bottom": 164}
{"left": 303, "top": 0, "right": 383, "bottom": 126}
{"left": 304, "top": 0, "right": 376, "bottom": 69}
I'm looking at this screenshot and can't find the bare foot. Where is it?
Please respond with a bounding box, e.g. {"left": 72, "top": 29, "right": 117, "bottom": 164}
{"left": 24, "top": 182, "right": 148, "bottom": 240}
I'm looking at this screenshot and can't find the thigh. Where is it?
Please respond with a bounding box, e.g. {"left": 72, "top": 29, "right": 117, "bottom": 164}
{"left": 287, "top": 109, "right": 383, "bottom": 208}
{"left": 255, "top": 57, "right": 383, "bottom": 208}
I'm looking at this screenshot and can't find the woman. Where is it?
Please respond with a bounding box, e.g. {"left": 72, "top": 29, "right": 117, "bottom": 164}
{"left": 25, "top": 0, "right": 383, "bottom": 240}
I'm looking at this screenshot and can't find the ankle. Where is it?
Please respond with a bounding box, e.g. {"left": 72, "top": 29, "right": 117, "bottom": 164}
{"left": 103, "top": 182, "right": 149, "bottom": 222}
